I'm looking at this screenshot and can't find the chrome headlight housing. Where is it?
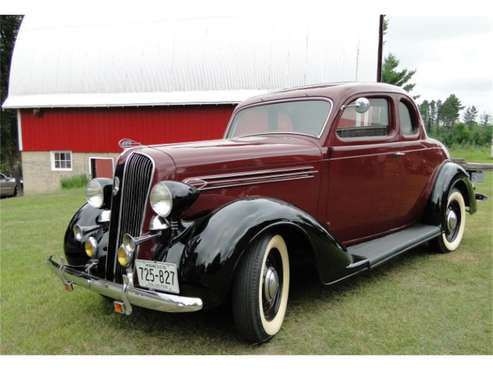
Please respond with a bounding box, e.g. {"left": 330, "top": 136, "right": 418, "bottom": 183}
{"left": 117, "top": 233, "right": 136, "bottom": 267}
{"left": 85, "top": 178, "right": 113, "bottom": 209}
{"left": 149, "top": 182, "right": 173, "bottom": 217}
{"left": 149, "top": 181, "right": 200, "bottom": 219}
{"left": 84, "top": 236, "right": 98, "bottom": 258}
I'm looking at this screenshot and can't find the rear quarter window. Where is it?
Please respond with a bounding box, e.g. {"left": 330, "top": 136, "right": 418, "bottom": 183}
{"left": 399, "top": 101, "right": 418, "bottom": 136}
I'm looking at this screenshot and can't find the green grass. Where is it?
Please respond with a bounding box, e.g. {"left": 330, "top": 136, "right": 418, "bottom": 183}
{"left": 1, "top": 175, "right": 492, "bottom": 355}
{"left": 60, "top": 174, "right": 89, "bottom": 190}
{"left": 449, "top": 145, "right": 492, "bottom": 163}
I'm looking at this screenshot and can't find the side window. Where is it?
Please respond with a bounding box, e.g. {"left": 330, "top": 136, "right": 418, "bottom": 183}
{"left": 336, "top": 98, "right": 390, "bottom": 138}
{"left": 399, "top": 100, "right": 418, "bottom": 136}
{"left": 51, "top": 151, "right": 72, "bottom": 171}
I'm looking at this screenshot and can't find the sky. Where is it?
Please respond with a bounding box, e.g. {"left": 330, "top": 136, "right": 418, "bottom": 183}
{"left": 385, "top": 16, "right": 493, "bottom": 117}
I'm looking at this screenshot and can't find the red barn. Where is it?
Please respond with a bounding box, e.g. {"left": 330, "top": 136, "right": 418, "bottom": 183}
{"left": 3, "top": 14, "right": 379, "bottom": 193}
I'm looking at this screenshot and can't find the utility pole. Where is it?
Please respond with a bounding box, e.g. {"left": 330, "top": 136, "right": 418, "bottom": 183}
{"left": 376, "top": 14, "right": 384, "bottom": 82}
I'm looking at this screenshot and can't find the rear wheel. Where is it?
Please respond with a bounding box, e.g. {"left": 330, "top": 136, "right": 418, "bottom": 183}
{"left": 232, "top": 234, "right": 290, "bottom": 343}
{"left": 432, "top": 189, "right": 466, "bottom": 253}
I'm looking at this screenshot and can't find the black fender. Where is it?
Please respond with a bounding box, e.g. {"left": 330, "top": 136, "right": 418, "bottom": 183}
{"left": 64, "top": 203, "right": 109, "bottom": 275}
{"left": 424, "top": 161, "right": 477, "bottom": 229}
{"left": 178, "top": 197, "right": 353, "bottom": 308}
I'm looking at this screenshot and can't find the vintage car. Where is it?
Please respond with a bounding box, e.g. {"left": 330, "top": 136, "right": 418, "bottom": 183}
{"left": 48, "top": 82, "right": 484, "bottom": 343}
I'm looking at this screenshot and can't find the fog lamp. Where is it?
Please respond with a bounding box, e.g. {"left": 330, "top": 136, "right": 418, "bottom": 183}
{"left": 117, "top": 234, "right": 135, "bottom": 267}
{"left": 84, "top": 237, "right": 98, "bottom": 258}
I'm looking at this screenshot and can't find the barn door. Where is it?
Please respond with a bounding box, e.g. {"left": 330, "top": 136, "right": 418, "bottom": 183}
{"left": 90, "top": 158, "right": 114, "bottom": 178}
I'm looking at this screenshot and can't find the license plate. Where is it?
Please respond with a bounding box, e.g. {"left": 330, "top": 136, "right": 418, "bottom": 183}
{"left": 135, "top": 259, "right": 179, "bottom": 294}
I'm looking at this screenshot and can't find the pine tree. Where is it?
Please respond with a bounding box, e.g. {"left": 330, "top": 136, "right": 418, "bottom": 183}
{"left": 381, "top": 53, "right": 417, "bottom": 95}
{"left": 480, "top": 112, "right": 491, "bottom": 126}
{"left": 463, "top": 106, "right": 478, "bottom": 124}
{"left": 439, "top": 94, "right": 464, "bottom": 127}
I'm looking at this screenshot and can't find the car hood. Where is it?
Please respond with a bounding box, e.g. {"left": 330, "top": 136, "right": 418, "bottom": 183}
{"left": 147, "top": 135, "right": 323, "bottom": 180}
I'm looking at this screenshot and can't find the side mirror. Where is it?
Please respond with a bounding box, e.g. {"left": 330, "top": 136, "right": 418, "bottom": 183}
{"left": 344, "top": 97, "right": 370, "bottom": 114}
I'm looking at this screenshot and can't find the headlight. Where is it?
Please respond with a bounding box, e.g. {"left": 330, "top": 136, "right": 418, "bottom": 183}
{"left": 84, "top": 237, "right": 98, "bottom": 258}
{"left": 85, "top": 178, "right": 113, "bottom": 209}
{"left": 117, "top": 234, "right": 135, "bottom": 267}
{"left": 150, "top": 182, "right": 173, "bottom": 217}
{"left": 149, "top": 181, "right": 199, "bottom": 219}
{"left": 86, "top": 179, "right": 104, "bottom": 208}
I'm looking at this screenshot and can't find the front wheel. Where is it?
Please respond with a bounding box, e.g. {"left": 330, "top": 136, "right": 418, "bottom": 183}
{"left": 432, "top": 189, "right": 466, "bottom": 253}
{"left": 232, "top": 234, "right": 290, "bottom": 343}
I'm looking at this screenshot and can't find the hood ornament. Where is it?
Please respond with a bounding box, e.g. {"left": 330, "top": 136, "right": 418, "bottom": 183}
{"left": 118, "top": 138, "right": 142, "bottom": 149}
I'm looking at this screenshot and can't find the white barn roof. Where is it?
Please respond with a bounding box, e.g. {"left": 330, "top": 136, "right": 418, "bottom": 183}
{"left": 3, "top": 14, "right": 379, "bottom": 109}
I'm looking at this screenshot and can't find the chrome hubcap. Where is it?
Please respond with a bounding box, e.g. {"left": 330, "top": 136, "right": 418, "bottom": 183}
{"left": 447, "top": 209, "right": 458, "bottom": 232}
{"left": 263, "top": 266, "right": 280, "bottom": 304}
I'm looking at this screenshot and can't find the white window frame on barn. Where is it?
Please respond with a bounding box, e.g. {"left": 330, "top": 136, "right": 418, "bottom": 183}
{"left": 50, "top": 151, "right": 73, "bottom": 171}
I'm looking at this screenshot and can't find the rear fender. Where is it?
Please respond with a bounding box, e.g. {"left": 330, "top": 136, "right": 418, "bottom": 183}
{"left": 424, "top": 161, "right": 476, "bottom": 228}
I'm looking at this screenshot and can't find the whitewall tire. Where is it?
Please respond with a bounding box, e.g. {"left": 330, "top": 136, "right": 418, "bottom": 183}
{"left": 232, "top": 234, "right": 290, "bottom": 343}
{"left": 433, "top": 189, "right": 466, "bottom": 253}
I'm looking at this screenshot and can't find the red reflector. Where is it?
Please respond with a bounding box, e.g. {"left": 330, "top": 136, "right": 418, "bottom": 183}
{"left": 114, "top": 301, "right": 124, "bottom": 314}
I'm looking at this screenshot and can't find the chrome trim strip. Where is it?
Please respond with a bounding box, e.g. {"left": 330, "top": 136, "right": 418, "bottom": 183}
{"left": 184, "top": 166, "right": 318, "bottom": 191}
{"left": 190, "top": 166, "right": 315, "bottom": 180}
{"left": 48, "top": 256, "right": 203, "bottom": 313}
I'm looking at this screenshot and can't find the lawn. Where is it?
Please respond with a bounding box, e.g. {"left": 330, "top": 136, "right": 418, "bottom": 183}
{"left": 1, "top": 174, "right": 492, "bottom": 355}
{"left": 449, "top": 145, "right": 492, "bottom": 163}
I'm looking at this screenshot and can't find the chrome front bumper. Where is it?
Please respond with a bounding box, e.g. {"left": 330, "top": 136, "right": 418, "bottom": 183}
{"left": 47, "top": 256, "right": 203, "bottom": 314}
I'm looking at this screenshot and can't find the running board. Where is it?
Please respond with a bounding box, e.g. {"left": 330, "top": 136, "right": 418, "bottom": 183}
{"left": 347, "top": 224, "right": 441, "bottom": 268}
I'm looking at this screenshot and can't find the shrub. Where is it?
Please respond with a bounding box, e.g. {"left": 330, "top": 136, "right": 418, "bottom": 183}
{"left": 60, "top": 175, "right": 88, "bottom": 189}
{"left": 429, "top": 123, "right": 492, "bottom": 147}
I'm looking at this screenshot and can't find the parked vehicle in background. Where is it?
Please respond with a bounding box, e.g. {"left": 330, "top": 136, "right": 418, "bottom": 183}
{"left": 48, "top": 82, "right": 486, "bottom": 343}
{"left": 0, "top": 172, "right": 18, "bottom": 197}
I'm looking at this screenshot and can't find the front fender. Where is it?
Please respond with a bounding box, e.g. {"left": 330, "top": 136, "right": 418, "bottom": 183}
{"left": 424, "top": 161, "right": 477, "bottom": 227}
{"left": 64, "top": 203, "right": 109, "bottom": 273}
{"left": 178, "top": 197, "right": 353, "bottom": 307}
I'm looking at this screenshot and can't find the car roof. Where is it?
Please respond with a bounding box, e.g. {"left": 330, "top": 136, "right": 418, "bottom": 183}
{"left": 237, "top": 82, "right": 408, "bottom": 107}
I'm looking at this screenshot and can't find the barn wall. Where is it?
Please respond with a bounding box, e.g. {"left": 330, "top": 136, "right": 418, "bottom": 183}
{"left": 20, "top": 105, "right": 235, "bottom": 152}
{"left": 22, "top": 151, "right": 118, "bottom": 193}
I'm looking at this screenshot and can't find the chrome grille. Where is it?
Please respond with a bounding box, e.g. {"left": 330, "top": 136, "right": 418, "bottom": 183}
{"left": 107, "top": 153, "right": 154, "bottom": 283}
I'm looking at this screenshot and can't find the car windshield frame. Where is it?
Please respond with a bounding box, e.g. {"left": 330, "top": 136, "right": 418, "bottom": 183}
{"left": 224, "top": 97, "right": 333, "bottom": 140}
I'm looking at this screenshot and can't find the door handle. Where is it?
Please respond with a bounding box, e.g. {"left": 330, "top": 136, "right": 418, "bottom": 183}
{"left": 391, "top": 151, "right": 406, "bottom": 157}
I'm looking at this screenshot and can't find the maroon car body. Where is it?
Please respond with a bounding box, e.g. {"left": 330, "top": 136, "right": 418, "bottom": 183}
{"left": 49, "top": 82, "right": 478, "bottom": 342}
{"left": 137, "top": 82, "right": 448, "bottom": 245}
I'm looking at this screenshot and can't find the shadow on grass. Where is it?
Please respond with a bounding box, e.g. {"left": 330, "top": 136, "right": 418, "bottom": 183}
{"left": 89, "top": 243, "right": 437, "bottom": 348}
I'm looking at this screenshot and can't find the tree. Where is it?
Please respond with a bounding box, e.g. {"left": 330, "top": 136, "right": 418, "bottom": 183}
{"left": 429, "top": 100, "right": 437, "bottom": 128}
{"left": 436, "top": 99, "right": 443, "bottom": 126}
{"left": 419, "top": 100, "right": 432, "bottom": 132}
{"left": 439, "top": 94, "right": 464, "bottom": 127}
{"left": 480, "top": 112, "right": 491, "bottom": 126}
{"left": 381, "top": 53, "right": 417, "bottom": 95}
{"left": 463, "top": 106, "right": 478, "bottom": 124}
{"left": 0, "top": 15, "right": 23, "bottom": 174}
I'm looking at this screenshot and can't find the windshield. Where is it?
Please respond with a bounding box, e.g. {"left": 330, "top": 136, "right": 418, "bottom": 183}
{"left": 226, "top": 100, "right": 332, "bottom": 138}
